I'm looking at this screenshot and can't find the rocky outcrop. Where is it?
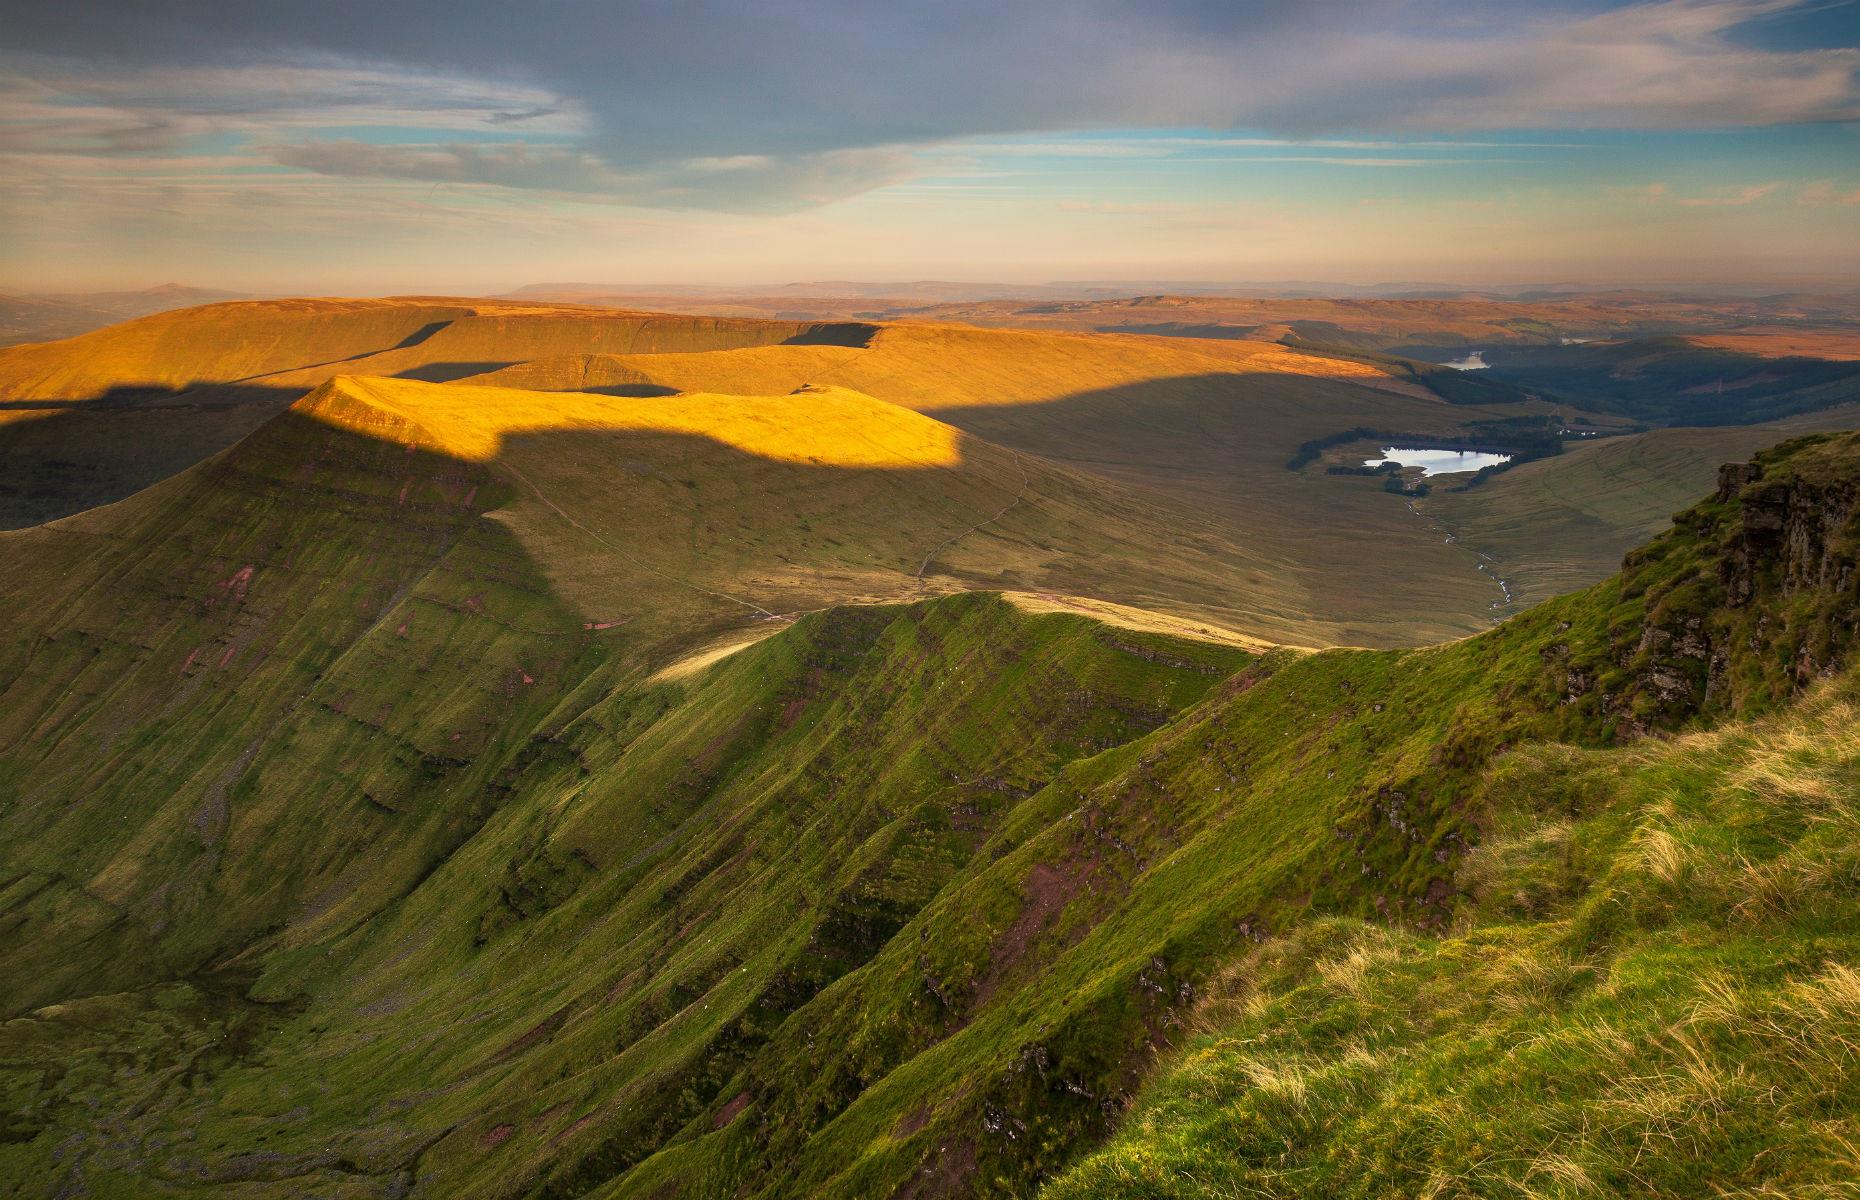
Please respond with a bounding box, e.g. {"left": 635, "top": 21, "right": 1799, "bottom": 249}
{"left": 1627, "top": 435, "right": 1860, "bottom": 725}
{"left": 1717, "top": 457, "right": 1860, "bottom": 608}
{"left": 1532, "top": 434, "right": 1860, "bottom": 736}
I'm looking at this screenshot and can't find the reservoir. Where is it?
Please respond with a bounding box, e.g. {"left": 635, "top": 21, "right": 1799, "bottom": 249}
{"left": 1443, "top": 350, "right": 1489, "bottom": 370}
{"left": 1366, "top": 446, "right": 1512, "bottom": 476}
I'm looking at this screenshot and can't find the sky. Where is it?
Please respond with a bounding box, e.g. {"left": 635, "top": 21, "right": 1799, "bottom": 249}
{"left": 1, "top": 0, "right": 1856, "bottom": 293}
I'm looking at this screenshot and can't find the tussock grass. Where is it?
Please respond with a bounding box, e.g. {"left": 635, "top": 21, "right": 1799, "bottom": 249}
{"left": 1046, "top": 676, "right": 1860, "bottom": 1200}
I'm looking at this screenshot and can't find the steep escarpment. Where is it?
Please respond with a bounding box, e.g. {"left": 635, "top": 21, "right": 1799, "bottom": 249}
{"left": 0, "top": 396, "right": 618, "bottom": 1013}
{"left": 1046, "top": 442, "right": 1860, "bottom": 1200}
{"left": 4, "top": 420, "right": 1860, "bottom": 1200}
{"left": 0, "top": 587, "right": 1250, "bottom": 1195}
{"left": 1531, "top": 431, "right": 1860, "bottom": 733}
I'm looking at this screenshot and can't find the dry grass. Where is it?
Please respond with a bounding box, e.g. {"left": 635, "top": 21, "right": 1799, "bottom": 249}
{"left": 310, "top": 377, "right": 964, "bottom": 469}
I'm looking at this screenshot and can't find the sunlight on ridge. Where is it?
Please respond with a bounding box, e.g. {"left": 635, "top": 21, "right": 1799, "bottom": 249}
{"left": 301, "top": 375, "right": 964, "bottom": 469}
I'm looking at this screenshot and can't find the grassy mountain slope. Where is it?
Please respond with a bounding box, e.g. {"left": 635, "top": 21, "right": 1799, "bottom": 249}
{"left": 0, "top": 370, "right": 1278, "bottom": 1012}
{"left": 0, "top": 394, "right": 605, "bottom": 1012}
{"left": 0, "top": 376, "right": 1258, "bottom": 1191}
{"left": 569, "top": 432, "right": 1860, "bottom": 1200}
{"left": 0, "top": 589, "right": 1248, "bottom": 1198}
{"left": 1048, "top": 671, "right": 1860, "bottom": 1199}
{"left": 5, "top": 359, "right": 1859, "bottom": 1197}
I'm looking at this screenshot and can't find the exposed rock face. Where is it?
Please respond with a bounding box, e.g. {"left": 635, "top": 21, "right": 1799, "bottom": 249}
{"left": 1529, "top": 435, "right": 1860, "bottom": 737}
{"left": 1633, "top": 436, "right": 1860, "bottom": 724}
{"left": 1718, "top": 458, "right": 1860, "bottom": 608}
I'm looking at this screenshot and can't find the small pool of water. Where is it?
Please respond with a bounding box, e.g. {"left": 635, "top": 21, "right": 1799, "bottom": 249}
{"left": 1365, "top": 446, "right": 1512, "bottom": 476}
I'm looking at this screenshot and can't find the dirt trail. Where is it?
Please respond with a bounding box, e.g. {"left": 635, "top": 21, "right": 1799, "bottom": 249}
{"left": 915, "top": 451, "right": 1030, "bottom": 584}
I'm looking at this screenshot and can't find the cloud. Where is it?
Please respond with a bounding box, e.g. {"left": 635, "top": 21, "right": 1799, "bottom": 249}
{"left": 1234, "top": 0, "right": 1860, "bottom": 133}
{"left": 1800, "top": 179, "right": 1860, "bottom": 204}
{"left": 1607, "top": 182, "right": 1672, "bottom": 202}
{"left": 1604, "top": 180, "right": 1790, "bottom": 206}
{"left": 268, "top": 138, "right": 916, "bottom": 213}
{"left": 1674, "top": 182, "right": 1784, "bottom": 205}
{"left": 0, "top": 62, "right": 588, "bottom": 156}
{"left": 0, "top": 0, "right": 1854, "bottom": 219}
{"left": 271, "top": 140, "right": 620, "bottom": 190}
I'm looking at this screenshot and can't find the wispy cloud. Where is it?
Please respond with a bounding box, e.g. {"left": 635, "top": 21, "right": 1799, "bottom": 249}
{"left": 267, "top": 138, "right": 916, "bottom": 212}
{"left": 1607, "top": 181, "right": 1672, "bottom": 202}
{"left": 0, "top": 0, "right": 1855, "bottom": 286}
{"left": 0, "top": 63, "right": 588, "bottom": 156}
{"left": 1675, "top": 182, "right": 1785, "bottom": 205}
{"left": 1605, "top": 180, "right": 1788, "bottom": 206}
{"left": 1800, "top": 179, "right": 1860, "bottom": 205}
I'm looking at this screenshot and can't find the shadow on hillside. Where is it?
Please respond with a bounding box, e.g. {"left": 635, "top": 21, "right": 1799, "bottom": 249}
{"left": 0, "top": 365, "right": 1553, "bottom": 643}
{"left": 386, "top": 319, "right": 453, "bottom": 350}
{"left": 781, "top": 321, "right": 878, "bottom": 348}
{"left": 0, "top": 382, "right": 302, "bottom": 528}
{"left": 392, "top": 361, "right": 515, "bottom": 383}
{"left": 581, "top": 383, "right": 681, "bottom": 397}
{"left": 1095, "top": 322, "right": 1262, "bottom": 339}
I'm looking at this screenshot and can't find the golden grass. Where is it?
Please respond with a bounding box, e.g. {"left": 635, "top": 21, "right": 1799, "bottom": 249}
{"left": 999, "top": 591, "right": 1278, "bottom": 651}
{"left": 646, "top": 625, "right": 787, "bottom": 683}
{"left": 600, "top": 321, "right": 1439, "bottom": 413}
{"left": 1633, "top": 825, "right": 1695, "bottom": 888}
{"left": 303, "top": 376, "right": 963, "bottom": 469}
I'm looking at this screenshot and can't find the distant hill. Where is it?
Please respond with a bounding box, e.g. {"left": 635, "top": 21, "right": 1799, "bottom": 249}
{"left": 32, "top": 283, "right": 251, "bottom": 318}
{"left": 0, "top": 293, "right": 120, "bottom": 346}
{"left": 6, "top": 294, "right": 1856, "bottom": 655}
{"left": 0, "top": 284, "right": 249, "bottom": 346}
{"left": 1473, "top": 335, "right": 1860, "bottom": 424}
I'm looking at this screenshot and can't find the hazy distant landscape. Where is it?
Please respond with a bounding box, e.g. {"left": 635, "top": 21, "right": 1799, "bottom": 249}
{"left": 4, "top": 2, "right": 1860, "bottom": 1198}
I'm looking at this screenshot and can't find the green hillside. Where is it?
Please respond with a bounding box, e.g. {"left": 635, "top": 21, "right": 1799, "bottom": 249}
{"left": 1050, "top": 670, "right": 1860, "bottom": 1199}
{"left": 4, "top": 322, "right": 1860, "bottom": 1198}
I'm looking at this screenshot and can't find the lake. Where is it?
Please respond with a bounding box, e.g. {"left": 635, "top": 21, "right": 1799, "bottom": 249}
{"left": 1366, "top": 446, "right": 1512, "bottom": 476}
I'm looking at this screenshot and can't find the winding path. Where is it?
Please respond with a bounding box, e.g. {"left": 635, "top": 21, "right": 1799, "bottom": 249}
{"left": 914, "top": 451, "right": 1031, "bottom": 585}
